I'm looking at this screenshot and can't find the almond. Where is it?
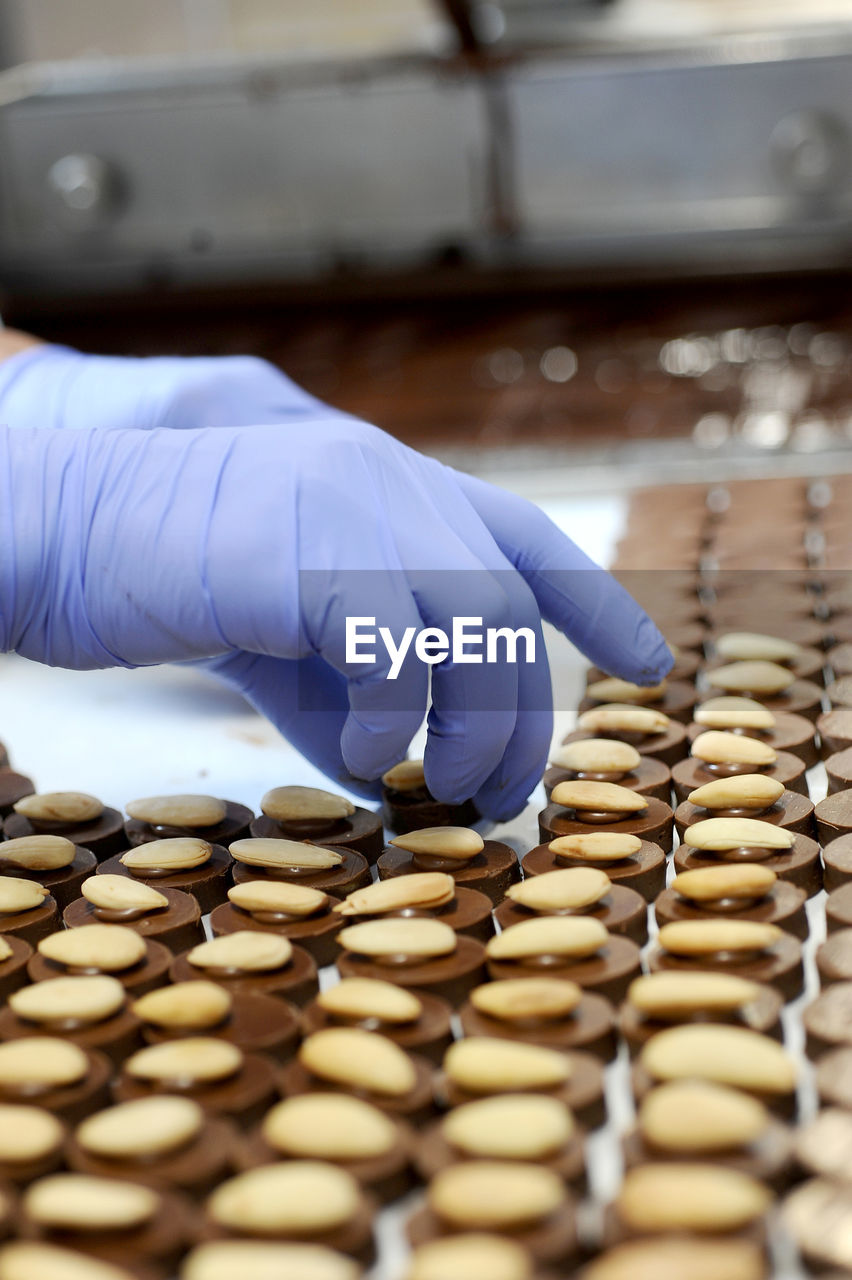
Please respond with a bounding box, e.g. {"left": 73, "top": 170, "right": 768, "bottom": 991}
{"left": 261, "top": 786, "right": 355, "bottom": 824}
{"left": 125, "top": 794, "right": 226, "bottom": 827}
{"left": 132, "top": 981, "right": 233, "bottom": 1030}
{"left": 506, "top": 867, "right": 611, "bottom": 912}
{"left": 683, "top": 817, "right": 793, "bottom": 853}
{"left": 227, "top": 882, "right": 329, "bottom": 917}
{"left": 120, "top": 838, "right": 212, "bottom": 872}
{"left": 690, "top": 731, "right": 777, "bottom": 767}
{"left": 550, "top": 780, "right": 647, "bottom": 816}
{"left": 0, "top": 836, "right": 76, "bottom": 871}
{"left": 76, "top": 1096, "right": 204, "bottom": 1159}
{"left": 23, "top": 1174, "right": 159, "bottom": 1230}
{"left": 0, "top": 1039, "right": 88, "bottom": 1090}
{"left": 658, "top": 919, "right": 781, "bottom": 956}
{"left": 0, "top": 1106, "right": 64, "bottom": 1162}
{"left": 639, "top": 1080, "right": 769, "bottom": 1153}
{"left": 229, "top": 838, "right": 343, "bottom": 871}
{"left": 550, "top": 833, "right": 642, "bottom": 863}
{"left": 333, "top": 873, "right": 455, "bottom": 916}
{"left": 585, "top": 678, "right": 667, "bottom": 704}
{"left": 628, "top": 972, "right": 762, "bottom": 1019}
{"left": 336, "top": 918, "right": 457, "bottom": 960}
{"left": 389, "top": 827, "right": 484, "bottom": 861}
{"left": 206, "top": 1163, "right": 360, "bottom": 1235}
{"left": 316, "top": 978, "right": 423, "bottom": 1025}
{"left": 10, "top": 976, "right": 125, "bottom": 1026}
{"left": 486, "top": 915, "right": 608, "bottom": 961}
{"left": 672, "top": 864, "right": 776, "bottom": 902}
{"left": 441, "top": 1094, "right": 574, "bottom": 1160}
{"left": 38, "top": 924, "right": 146, "bottom": 972}
{"left": 0, "top": 1243, "right": 141, "bottom": 1280}
{"left": 470, "top": 978, "right": 583, "bottom": 1022}
{"left": 577, "top": 705, "right": 670, "bottom": 734}
{"left": 616, "top": 1163, "right": 770, "bottom": 1233}
{"left": 298, "top": 1028, "right": 416, "bottom": 1097}
{"left": 715, "top": 632, "right": 801, "bottom": 663}
{"left": 181, "top": 1243, "right": 360, "bottom": 1280}
{"left": 693, "top": 697, "right": 776, "bottom": 730}
{"left": 187, "top": 932, "right": 292, "bottom": 973}
{"left": 640, "top": 1024, "right": 796, "bottom": 1093}
{"left": 687, "top": 775, "right": 784, "bottom": 811}
{"left": 428, "top": 1161, "right": 564, "bottom": 1230}
{"left": 262, "top": 1094, "right": 397, "bottom": 1160}
{"left": 707, "top": 661, "right": 795, "bottom": 696}
{"left": 406, "top": 1236, "right": 533, "bottom": 1280}
{"left": 443, "top": 1037, "right": 571, "bottom": 1093}
{"left": 14, "top": 793, "right": 103, "bottom": 824}
{"left": 125, "top": 1038, "right": 243, "bottom": 1085}
{"left": 549, "top": 740, "right": 641, "bottom": 773}
{"left": 0, "top": 878, "right": 50, "bottom": 914}
{"left": 381, "top": 760, "right": 426, "bottom": 791}
{"left": 81, "top": 876, "right": 168, "bottom": 913}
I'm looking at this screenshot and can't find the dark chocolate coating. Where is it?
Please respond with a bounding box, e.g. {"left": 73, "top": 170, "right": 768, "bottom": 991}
{"left": 300, "top": 991, "right": 454, "bottom": 1067}
{"left": 671, "top": 752, "right": 808, "bottom": 805}
{"left": 97, "top": 844, "right": 233, "bottom": 915}
{"left": 803, "top": 982, "right": 852, "bottom": 1058}
{"left": 337, "top": 936, "right": 488, "bottom": 1008}
{"left": 522, "top": 840, "right": 666, "bottom": 903}
{"left": 816, "top": 928, "right": 852, "bottom": 987}
{"left": 646, "top": 932, "right": 804, "bottom": 1001}
{"left": 66, "top": 1116, "right": 238, "bottom": 1197}
{"left": 0, "top": 847, "right": 98, "bottom": 913}
{"left": 828, "top": 641, "right": 852, "bottom": 677}
{"left": 675, "top": 790, "right": 816, "bottom": 841}
{"left": 698, "top": 679, "right": 823, "bottom": 723}
{"left": 208, "top": 900, "right": 342, "bottom": 967}
{"left": 486, "top": 935, "right": 641, "bottom": 1005}
{"left": 231, "top": 845, "right": 371, "bottom": 897}
{"left": 654, "top": 880, "right": 808, "bottom": 940}
{"left": 406, "top": 1202, "right": 578, "bottom": 1269}
{"left": 618, "top": 983, "right": 784, "bottom": 1054}
{"left": 0, "top": 896, "right": 59, "bottom": 947}
{"left": 381, "top": 786, "right": 479, "bottom": 836}
{"left": 169, "top": 943, "right": 319, "bottom": 1008}
{"left": 436, "top": 1050, "right": 606, "bottom": 1130}
{"left": 279, "top": 1053, "right": 436, "bottom": 1126}
{"left": 703, "top": 646, "right": 826, "bottom": 685}
{"left": 239, "top": 1119, "right": 414, "bottom": 1204}
{"left": 543, "top": 757, "right": 672, "bottom": 805}
{"left": 816, "top": 1046, "right": 852, "bottom": 1110}
{"left": 0, "top": 1046, "right": 113, "bottom": 1125}
{"left": 687, "top": 713, "right": 819, "bottom": 768}
{"left": 672, "top": 833, "right": 822, "bottom": 898}
{"left": 495, "top": 884, "right": 648, "bottom": 947}
{"left": 458, "top": 991, "right": 617, "bottom": 1062}
{"left": 829, "top": 675, "right": 852, "bottom": 709}
{"left": 335, "top": 886, "right": 495, "bottom": 944}
{"left": 376, "top": 841, "right": 519, "bottom": 908}
{"left": 0, "top": 1134, "right": 65, "bottom": 1187}
{"left": 826, "top": 883, "right": 852, "bottom": 933}
{"left": 538, "top": 797, "right": 675, "bottom": 855}
{"left": 21, "top": 1186, "right": 194, "bottom": 1271}
{"left": 578, "top": 679, "right": 697, "bottom": 724}
{"left": 414, "top": 1120, "right": 586, "bottom": 1190}
{"left": 142, "top": 992, "right": 301, "bottom": 1063}
{"left": 4, "top": 806, "right": 125, "bottom": 861}
{"left": 0, "top": 1002, "right": 143, "bottom": 1067}
{"left": 818, "top": 707, "right": 852, "bottom": 758}
{"left": 816, "top": 791, "right": 852, "bottom": 846}
{"left": 114, "top": 1052, "right": 280, "bottom": 1127}
{"left": 621, "top": 1117, "right": 795, "bottom": 1190}
{"left": 825, "top": 746, "right": 852, "bottom": 794}
{"left": 0, "top": 772, "right": 35, "bottom": 817}
{"left": 0, "top": 935, "right": 34, "bottom": 1002}
{"left": 124, "top": 799, "right": 253, "bottom": 849}
{"left": 822, "top": 834, "right": 852, "bottom": 892}
{"left": 28, "top": 938, "right": 173, "bottom": 996}
{"left": 561, "top": 723, "right": 689, "bottom": 768}
{"left": 249, "top": 805, "right": 383, "bottom": 864}
{"left": 63, "top": 886, "right": 204, "bottom": 953}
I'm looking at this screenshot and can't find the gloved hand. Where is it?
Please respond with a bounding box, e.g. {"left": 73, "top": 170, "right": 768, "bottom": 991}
{"left": 0, "top": 345, "right": 671, "bottom": 819}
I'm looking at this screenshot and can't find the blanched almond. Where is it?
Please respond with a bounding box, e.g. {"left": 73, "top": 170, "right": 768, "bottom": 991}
{"left": 207, "top": 1162, "right": 360, "bottom": 1235}
{"left": 683, "top": 817, "right": 793, "bottom": 852}
{"left": 707, "top": 661, "right": 795, "bottom": 696}
{"left": 81, "top": 876, "right": 168, "bottom": 913}
{"left": 672, "top": 864, "right": 776, "bottom": 902}
{"left": 639, "top": 1080, "right": 769, "bottom": 1153}
{"left": 10, "top": 976, "right": 126, "bottom": 1026}
{"left": 187, "top": 932, "right": 292, "bottom": 973}
{"left": 229, "top": 838, "right": 343, "bottom": 871}
{"left": 694, "top": 697, "right": 776, "bottom": 730}
{"left": 120, "top": 838, "right": 212, "bottom": 872}
{"left": 406, "top": 1236, "right": 533, "bottom": 1280}
{"left": 261, "top": 786, "right": 355, "bottom": 823}
{"left": 390, "top": 827, "right": 484, "bottom": 861}
{"left": 262, "top": 1094, "right": 397, "bottom": 1160}
{"left": 125, "top": 794, "right": 226, "bottom": 827}
{"left": 716, "top": 632, "right": 801, "bottom": 663}
{"left": 658, "top": 919, "right": 781, "bottom": 956}
{"left": 577, "top": 705, "right": 670, "bottom": 734}
{"left": 381, "top": 760, "right": 426, "bottom": 791}
{"left": 581, "top": 1239, "right": 765, "bottom": 1280}
{"left": 333, "top": 873, "right": 455, "bottom": 917}
{"left": 443, "top": 1037, "right": 571, "bottom": 1093}
{"left": 181, "top": 1243, "right": 360, "bottom": 1280}
{"left": 687, "top": 774, "right": 785, "bottom": 811}
{"left": 38, "top": 924, "right": 146, "bottom": 972}
{"left": 298, "top": 1028, "right": 416, "bottom": 1097}
{"left": 0, "top": 1243, "right": 140, "bottom": 1280}
{"left": 428, "top": 1161, "right": 564, "bottom": 1230}
{"left": 0, "top": 1106, "right": 64, "bottom": 1162}
{"left": 470, "top": 978, "right": 583, "bottom": 1022}
{"left": 125, "top": 1038, "right": 243, "bottom": 1085}
{"left": 550, "top": 833, "right": 642, "bottom": 863}
{"left": 586, "top": 678, "right": 667, "bottom": 704}
{"left": 0, "top": 835, "right": 76, "bottom": 871}
{"left": 132, "top": 981, "right": 233, "bottom": 1030}
{"left": 486, "top": 916, "right": 608, "bottom": 961}
{"left": 316, "top": 978, "right": 423, "bottom": 1025}
{"left": 0, "top": 1039, "right": 88, "bottom": 1090}
{"left": 550, "top": 780, "right": 647, "bottom": 815}
{"left": 506, "top": 867, "right": 611, "bottom": 912}
{"left": 549, "top": 740, "right": 641, "bottom": 773}
{"left": 628, "top": 971, "right": 762, "bottom": 1018}
{"left": 441, "top": 1095, "right": 574, "bottom": 1160}
{"left": 0, "top": 878, "right": 49, "bottom": 914}
{"left": 640, "top": 1024, "right": 796, "bottom": 1093}
{"left": 690, "top": 731, "right": 777, "bottom": 767}
{"left": 24, "top": 1174, "right": 158, "bottom": 1230}
{"left": 616, "top": 1163, "right": 770, "bottom": 1233}
{"left": 227, "top": 881, "right": 329, "bottom": 917}
{"left": 336, "top": 918, "right": 457, "bottom": 960}
{"left": 76, "top": 1096, "right": 204, "bottom": 1159}
{"left": 14, "top": 792, "right": 103, "bottom": 824}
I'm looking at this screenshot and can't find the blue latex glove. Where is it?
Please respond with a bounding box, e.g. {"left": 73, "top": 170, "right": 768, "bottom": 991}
{"left": 0, "top": 345, "right": 671, "bottom": 819}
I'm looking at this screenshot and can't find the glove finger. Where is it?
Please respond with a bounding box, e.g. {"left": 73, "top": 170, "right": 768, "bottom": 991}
{"left": 199, "top": 650, "right": 382, "bottom": 800}
{"left": 453, "top": 471, "right": 672, "bottom": 685}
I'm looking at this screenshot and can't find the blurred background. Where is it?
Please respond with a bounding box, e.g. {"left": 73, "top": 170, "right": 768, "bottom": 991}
{"left": 2, "top": 0, "right": 852, "bottom": 492}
